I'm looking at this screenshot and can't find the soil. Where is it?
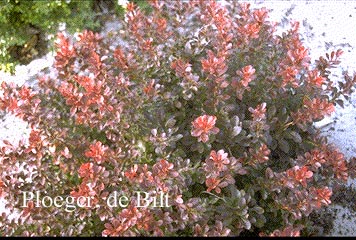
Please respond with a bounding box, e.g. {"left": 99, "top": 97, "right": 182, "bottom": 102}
{"left": 307, "top": 183, "right": 356, "bottom": 236}
{"left": 250, "top": 1, "right": 356, "bottom": 236}
{"left": 309, "top": 208, "right": 335, "bottom": 236}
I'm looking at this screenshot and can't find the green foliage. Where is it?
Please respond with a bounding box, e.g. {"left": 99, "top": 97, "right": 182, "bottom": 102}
{"left": 0, "top": 0, "right": 120, "bottom": 74}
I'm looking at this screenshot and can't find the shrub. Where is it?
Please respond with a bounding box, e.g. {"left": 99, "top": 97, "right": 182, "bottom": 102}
{"left": 0, "top": 0, "right": 122, "bottom": 74}
{"left": 1, "top": 0, "right": 356, "bottom": 236}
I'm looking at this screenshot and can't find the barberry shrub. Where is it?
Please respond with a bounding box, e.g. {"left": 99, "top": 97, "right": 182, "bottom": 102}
{"left": 1, "top": 0, "right": 356, "bottom": 236}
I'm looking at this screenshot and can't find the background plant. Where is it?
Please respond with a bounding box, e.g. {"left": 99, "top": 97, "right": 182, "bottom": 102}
{"left": 1, "top": 0, "right": 356, "bottom": 236}
{"left": 0, "top": 0, "right": 133, "bottom": 74}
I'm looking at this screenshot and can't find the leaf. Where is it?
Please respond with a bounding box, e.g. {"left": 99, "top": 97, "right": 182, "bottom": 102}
{"left": 155, "top": 147, "right": 163, "bottom": 155}
{"left": 249, "top": 216, "right": 256, "bottom": 224}
{"left": 336, "top": 99, "right": 344, "bottom": 108}
{"left": 170, "top": 134, "right": 183, "bottom": 142}
{"left": 243, "top": 218, "right": 251, "bottom": 230}
{"left": 261, "top": 189, "right": 269, "bottom": 199}
{"left": 165, "top": 117, "right": 176, "bottom": 128}
{"left": 253, "top": 206, "right": 265, "bottom": 215}
{"left": 281, "top": 107, "right": 287, "bottom": 115}
{"left": 254, "top": 215, "right": 266, "bottom": 228}
{"left": 229, "top": 185, "right": 240, "bottom": 198}
{"left": 336, "top": 49, "right": 344, "bottom": 57}
{"left": 196, "top": 142, "right": 204, "bottom": 153}
{"left": 2, "top": 140, "right": 12, "bottom": 146}
{"left": 184, "top": 40, "right": 192, "bottom": 54}
{"left": 287, "top": 131, "right": 302, "bottom": 143}
{"left": 268, "top": 105, "right": 276, "bottom": 118}
{"left": 232, "top": 125, "right": 242, "bottom": 137}
{"left": 232, "top": 115, "right": 240, "bottom": 125}
{"left": 338, "top": 81, "right": 344, "bottom": 88}
{"left": 279, "top": 139, "right": 290, "bottom": 153}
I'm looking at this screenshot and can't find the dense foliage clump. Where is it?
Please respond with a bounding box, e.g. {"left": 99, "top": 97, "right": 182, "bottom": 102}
{"left": 1, "top": 0, "right": 356, "bottom": 236}
{"left": 0, "top": 0, "right": 128, "bottom": 73}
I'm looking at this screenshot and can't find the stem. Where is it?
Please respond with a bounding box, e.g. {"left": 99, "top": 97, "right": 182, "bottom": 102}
{"left": 201, "top": 191, "right": 226, "bottom": 202}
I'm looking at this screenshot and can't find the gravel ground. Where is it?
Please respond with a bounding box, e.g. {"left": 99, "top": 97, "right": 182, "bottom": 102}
{"left": 1, "top": 0, "right": 356, "bottom": 236}
{"left": 251, "top": 0, "right": 356, "bottom": 236}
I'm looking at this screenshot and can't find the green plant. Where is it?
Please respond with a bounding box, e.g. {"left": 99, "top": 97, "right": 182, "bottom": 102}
{"left": 0, "top": 0, "right": 123, "bottom": 74}
{"left": 1, "top": 0, "right": 356, "bottom": 236}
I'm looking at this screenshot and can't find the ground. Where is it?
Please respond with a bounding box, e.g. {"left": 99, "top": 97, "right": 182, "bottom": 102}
{"left": 250, "top": 1, "right": 356, "bottom": 236}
